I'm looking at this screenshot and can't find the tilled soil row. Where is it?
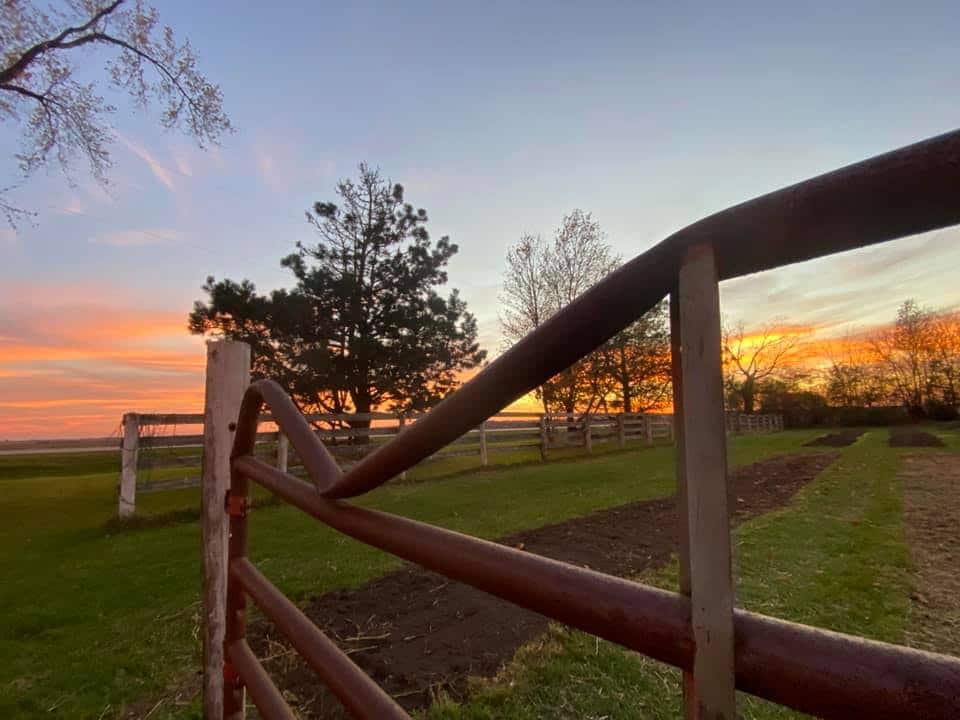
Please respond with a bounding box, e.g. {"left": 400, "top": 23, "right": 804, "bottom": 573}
{"left": 804, "top": 429, "right": 866, "bottom": 447}
{"left": 251, "top": 451, "right": 839, "bottom": 718}
{"left": 889, "top": 427, "right": 945, "bottom": 447}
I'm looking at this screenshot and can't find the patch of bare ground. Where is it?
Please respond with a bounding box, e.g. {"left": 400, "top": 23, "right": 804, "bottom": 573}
{"left": 889, "top": 427, "right": 945, "bottom": 447}
{"left": 803, "top": 429, "right": 865, "bottom": 447}
{"left": 250, "top": 451, "right": 839, "bottom": 718}
{"left": 901, "top": 454, "right": 960, "bottom": 657}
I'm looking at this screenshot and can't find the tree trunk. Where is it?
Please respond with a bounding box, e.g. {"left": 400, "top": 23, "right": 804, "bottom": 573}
{"left": 351, "top": 396, "right": 373, "bottom": 445}
{"left": 742, "top": 378, "right": 755, "bottom": 414}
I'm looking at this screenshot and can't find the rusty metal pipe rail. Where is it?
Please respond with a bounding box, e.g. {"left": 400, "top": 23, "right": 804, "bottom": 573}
{"left": 224, "top": 640, "right": 295, "bottom": 720}
{"left": 235, "top": 455, "right": 960, "bottom": 720}
{"left": 230, "top": 557, "right": 408, "bottom": 719}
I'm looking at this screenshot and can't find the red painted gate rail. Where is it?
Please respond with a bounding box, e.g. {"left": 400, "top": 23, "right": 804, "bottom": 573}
{"left": 217, "top": 129, "right": 960, "bottom": 719}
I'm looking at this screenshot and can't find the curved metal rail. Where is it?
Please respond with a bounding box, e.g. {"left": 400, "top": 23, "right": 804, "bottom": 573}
{"left": 222, "top": 128, "right": 960, "bottom": 719}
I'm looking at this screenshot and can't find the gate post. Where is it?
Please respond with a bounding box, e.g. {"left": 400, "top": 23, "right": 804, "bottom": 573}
{"left": 201, "top": 340, "right": 251, "bottom": 720}
{"left": 118, "top": 412, "right": 139, "bottom": 518}
{"left": 675, "top": 244, "right": 736, "bottom": 719}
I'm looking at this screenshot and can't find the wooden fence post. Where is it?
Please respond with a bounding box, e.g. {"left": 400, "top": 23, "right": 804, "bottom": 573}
{"left": 677, "top": 244, "right": 736, "bottom": 719}
{"left": 479, "top": 420, "right": 489, "bottom": 466}
{"left": 617, "top": 413, "right": 626, "bottom": 449}
{"left": 201, "top": 340, "right": 251, "bottom": 720}
{"left": 583, "top": 414, "right": 593, "bottom": 454}
{"left": 118, "top": 412, "right": 139, "bottom": 518}
{"left": 670, "top": 289, "right": 696, "bottom": 718}
{"left": 539, "top": 415, "right": 548, "bottom": 461}
{"left": 276, "top": 433, "right": 289, "bottom": 472}
{"left": 398, "top": 415, "right": 407, "bottom": 481}
{"left": 645, "top": 413, "right": 654, "bottom": 444}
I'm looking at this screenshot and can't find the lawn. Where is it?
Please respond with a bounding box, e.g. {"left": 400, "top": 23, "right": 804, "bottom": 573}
{"left": 0, "top": 430, "right": 820, "bottom": 719}
{"left": 426, "top": 428, "right": 942, "bottom": 719}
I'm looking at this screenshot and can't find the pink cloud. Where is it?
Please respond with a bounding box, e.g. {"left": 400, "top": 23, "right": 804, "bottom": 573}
{"left": 115, "top": 133, "right": 178, "bottom": 192}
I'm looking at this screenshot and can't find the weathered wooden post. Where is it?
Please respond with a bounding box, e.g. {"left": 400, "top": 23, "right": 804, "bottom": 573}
{"left": 276, "top": 433, "right": 289, "bottom": 472}
{"left": 201, "top": 340, "right": 251, "bottom": 720}
{"left": 583, "top": 414, "right": 593, "bottom": 454}
{"left": 118, "top": 412, "right": 139, "bottom": 518}
{"left": 617, "top": 413, "right": 626, "bottom": 449}
{"left": 675, "top": 244, "right": 736, "bottom": 719}
{"left": 398, "top": 414, "right": 407, "bottom": 481}
{"left": 539, "top": 415, "right": 548, "bottom": 461}
{"left": 644, "top": 413, "right": 655, "bottom": 444}
{"left": 479, "top": 420, "right": 489, "bottom": 466}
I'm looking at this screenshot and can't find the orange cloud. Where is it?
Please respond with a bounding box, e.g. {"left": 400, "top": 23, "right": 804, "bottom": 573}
{"left": 0, "top": 294, "right": 206, "bottom": 439}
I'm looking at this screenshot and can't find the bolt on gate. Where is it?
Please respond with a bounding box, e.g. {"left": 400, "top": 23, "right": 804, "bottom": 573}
{"left": 201, "top": 129, "right": 960, "bottom": 719}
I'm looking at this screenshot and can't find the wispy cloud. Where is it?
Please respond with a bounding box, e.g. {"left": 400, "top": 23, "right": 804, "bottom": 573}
{"left": 116, "top": 133, "right": 178, "bottom": 192}
{"left": 253, "top": 135, "right": 337, "bottom": 194}
{"left": 55, "top": 196, "right": 87, "bottom": 216}
{"left": 90, "top": 228, "right": 183, "bottom": 247}
{"left": 174, "top": 153, "right": 193, "bottom": 178}
{"left": 255, "top": 147, "right": 284, "bottom": 193}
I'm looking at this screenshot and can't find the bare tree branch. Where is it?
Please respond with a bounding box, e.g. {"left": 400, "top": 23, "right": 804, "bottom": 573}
{"left": 0, "top": 0, "right": 232, "bottom": 224}
{"left": 723, "top": 319, "right": 803, "bottom": 413}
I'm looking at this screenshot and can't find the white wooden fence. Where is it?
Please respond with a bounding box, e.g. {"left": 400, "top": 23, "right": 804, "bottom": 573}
{"left": 116, "top": 408, "right": 782, "bottom": 517}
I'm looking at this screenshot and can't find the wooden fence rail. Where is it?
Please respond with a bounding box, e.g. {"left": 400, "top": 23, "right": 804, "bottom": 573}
{"left": 117, "top": 408, "right": 782, "bottom": 516}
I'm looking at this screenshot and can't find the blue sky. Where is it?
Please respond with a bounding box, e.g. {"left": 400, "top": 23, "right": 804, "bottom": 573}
{"left": 2, "top": 1, "right": 959, "bottom": 437}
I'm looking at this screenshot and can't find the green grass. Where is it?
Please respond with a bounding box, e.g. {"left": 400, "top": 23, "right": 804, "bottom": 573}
{"left": 427, "top": 429, "right": 924, "bottom": 720}
{"left": 0, "top": 430, "right": 819, "bottom": 720}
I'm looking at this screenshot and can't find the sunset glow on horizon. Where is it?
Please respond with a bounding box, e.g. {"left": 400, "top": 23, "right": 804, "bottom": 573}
{"left": 4, "top": 2, "right": 960, "bottom": 440}
{"left": 0, "top": 309, "right": 929, "bottom": 440}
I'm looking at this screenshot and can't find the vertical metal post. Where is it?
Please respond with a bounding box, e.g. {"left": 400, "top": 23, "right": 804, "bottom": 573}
{"left": 677, "top": 244, "right": 736, "bottom": 719}
{"left": 119, "top": 412, "right": 139, "bottom": 518}
{"left": 479, "top": 420, "right": 489, "bottom": 466}
{"left": 201, "top": 340, "right": 251, "bottom": 720}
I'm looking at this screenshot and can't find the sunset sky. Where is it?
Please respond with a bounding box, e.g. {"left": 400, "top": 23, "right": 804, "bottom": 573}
{"left": 2, "top": 1, "right": 960, "bottom": 439}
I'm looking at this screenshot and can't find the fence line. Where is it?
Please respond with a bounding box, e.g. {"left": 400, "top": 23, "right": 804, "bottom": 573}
{"left": 115, "top": 408, "right": 782, "bottom": 516}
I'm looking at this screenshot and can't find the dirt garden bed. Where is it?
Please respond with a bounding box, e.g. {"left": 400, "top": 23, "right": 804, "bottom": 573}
{"left": 888, "top": 427, "right": 945, "bottom": 447}
{"left": 803, "top": 429, "right": 866, "bottom": 447}
{"left": 901, "top": 455, "right": 960, "bottom": 657}
{"left": 250, "top": 451, "right": 839, "bottom": 718}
